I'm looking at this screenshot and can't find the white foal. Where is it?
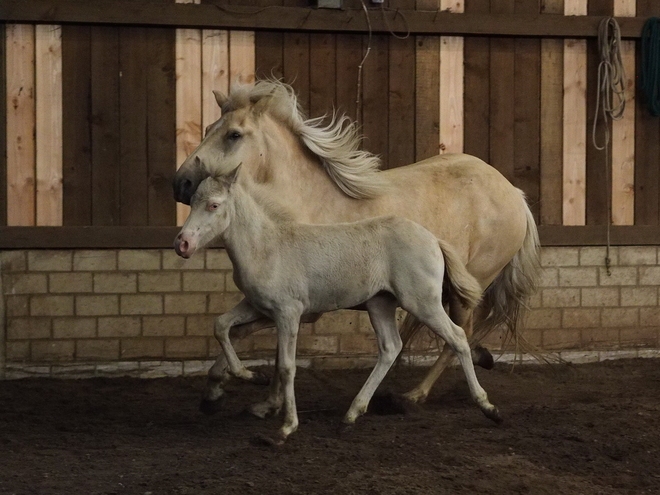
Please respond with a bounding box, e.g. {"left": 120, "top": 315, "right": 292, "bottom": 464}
{"left": 175, "top": 167, "right": 502, "bottom": 443}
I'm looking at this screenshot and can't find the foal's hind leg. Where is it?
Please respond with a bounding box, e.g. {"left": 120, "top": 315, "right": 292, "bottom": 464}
{"left": 344, "top": 294, "right": 402, "bottom": 424}
{"left": 403, "top": 300, "right": 473, "bottom": 404}
{"left": 405, "top": 299, "right": 500, "bottom": 422}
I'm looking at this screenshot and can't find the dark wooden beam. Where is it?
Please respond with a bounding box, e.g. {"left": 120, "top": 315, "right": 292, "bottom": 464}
{"left": 0, "top": 0, "right": 648, "bottom": 39}
{"left": 538, "top": 226, "right": 660, "bottom": 246}
{"left": 0, "top": 226, "right": 658, "bottom": 249}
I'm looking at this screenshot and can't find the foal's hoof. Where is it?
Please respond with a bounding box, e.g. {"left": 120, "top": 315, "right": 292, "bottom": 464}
{"left": 251, "top": 433, "right": 285, "bottom": 447}
{"left": 250, "top": 371, "right": 270, "bottom": 386}
{"left": 199, "top": 396, "right": 225, "bottom": 416}
{"left": 473, "top": 345, "right": 495, "bottom": 370}
{"left": 483, "top": 406, "right": 504, "bottom": 425}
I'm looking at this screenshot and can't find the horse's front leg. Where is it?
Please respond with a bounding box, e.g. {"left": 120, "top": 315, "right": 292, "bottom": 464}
{"left": 271, "top": 306, "right": 303, "bottom": 444}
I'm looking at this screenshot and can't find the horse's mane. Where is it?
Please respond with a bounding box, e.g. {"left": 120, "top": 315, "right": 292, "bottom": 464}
{"left": 225, "top": 79, "right": 388, "bottom": 200}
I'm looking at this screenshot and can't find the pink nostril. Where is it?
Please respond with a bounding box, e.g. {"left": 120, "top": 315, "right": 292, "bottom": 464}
{"left": 180, "top": 240, "right": 189, "bottom": 253}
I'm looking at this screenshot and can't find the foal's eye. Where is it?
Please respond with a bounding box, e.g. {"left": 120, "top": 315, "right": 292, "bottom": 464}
{"left": 227, "top": 130, "right": 242, "bottom": 141}
{"left": 208, "top": 203, "right": 220, "bottom": 212}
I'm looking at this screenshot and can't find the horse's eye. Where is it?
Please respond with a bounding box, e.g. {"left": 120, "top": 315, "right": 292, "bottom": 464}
{"left": 208, "top": 203, "right": 219, "bottom": 211}
{"left": 227, "top": 130, "right": 242, "bottom": 141}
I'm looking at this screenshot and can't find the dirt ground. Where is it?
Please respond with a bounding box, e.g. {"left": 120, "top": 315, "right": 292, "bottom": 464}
{"left": 0, "top": 358, "right": 659, "bottom": 495}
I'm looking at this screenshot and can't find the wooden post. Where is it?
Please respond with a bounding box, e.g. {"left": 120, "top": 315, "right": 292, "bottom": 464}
{"left": 175, "top": 0, "right": 202, "bottom": 225}
{"left": 611, "top": 0, "right": 635, "bottom": 225}
{"left": 35, "top": 25, "right": 63, "bottom": 226}
{"left": 6, "top": 24, "right": 36, "bottom": 226}
{"left": 562, "top": 0, "right": 587, "bottom": 226}
{"left": 439, "top": 0, "right": 464, "bottom": 154}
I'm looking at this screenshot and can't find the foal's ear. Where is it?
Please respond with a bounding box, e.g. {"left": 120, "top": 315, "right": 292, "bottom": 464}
{"left": 224, "top": 163, "right": 242, "bottom": 188}
{"left": 213, "top": 90, "right": 228, "bottom": 109}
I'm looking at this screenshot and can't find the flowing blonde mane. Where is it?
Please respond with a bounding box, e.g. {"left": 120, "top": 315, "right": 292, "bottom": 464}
{"left": 226, "top": 79, "right": 388, "bottom": 199}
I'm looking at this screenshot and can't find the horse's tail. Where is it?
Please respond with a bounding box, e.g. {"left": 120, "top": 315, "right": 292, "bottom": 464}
{"left": 472, "top": 192, "right": 541, "bottom": 349}
{"left": 437, "top": 239, "right": 482, "bottom": 311}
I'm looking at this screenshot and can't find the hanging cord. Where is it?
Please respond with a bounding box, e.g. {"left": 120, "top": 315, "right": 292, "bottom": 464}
{"left": 592, "top": 17, "right": 626, "bottom": 276}
{"left": 641, "top": 17, "right": 660, "bottom": 116}
{"left": 356, "top": 0, "right": 373, "bottom": 127}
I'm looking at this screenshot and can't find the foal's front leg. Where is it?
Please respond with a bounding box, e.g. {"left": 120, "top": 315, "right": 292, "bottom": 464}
{"left": 271, "top": 306, "right": 303, "bottom": 444}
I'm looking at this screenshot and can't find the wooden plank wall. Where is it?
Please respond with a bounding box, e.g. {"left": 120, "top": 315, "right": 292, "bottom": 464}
{"left": 3, "top": 0, "right": 660, "bottom": 235}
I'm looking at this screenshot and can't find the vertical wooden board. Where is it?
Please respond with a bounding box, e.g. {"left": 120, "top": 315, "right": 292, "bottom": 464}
{"left": 513, "top": 0, "right": 541, "bottom": 221}
{"left": 439, "top": 0, "right": 464, "bottom": 155}
{"left": 35, "top": 25, "right": 63, "bottom": 227}
{"left": 310, "top": 33, "right": 336, "bottom": 119}
{"left": 90, "top": 26, "right": 121, "bottom": 226}
{"left": 202, "top": 29, "right": 229, "bottom": 129}
{"left": 119, "top": 27, "right": 149, "bottom": 226}
{"left": 229, "top": 30, "right": 255, "bottom": 87}
{"left": 283, "top": 33, "right": 310, "bottom": 114}
{"left": 634, "top": 0, "right": 659, "bottom": 225}
{"left": 61, "top": 25, "right": 92, "bottom": 226}
{"left": 463, "top": 0, "right": 489, "bottom": 163}
{"left": 540, "top": 38, "right": 564, "bottom": 225}
{"left": 585, "top": 0, "right": 613, "bottom": 226}
{"left": 539, "top": 0, "right": 563, "bottom": 225}
{"left": 0, "top": 24, "right": 6, "bottom": 226}
{"left": 611, "top": 0, "right": 635, "bottom": 225}
{"left": 361, "top": 35, "right": 389, "bottom": 167}
{"left": 489, "top": 37, "right": 515, "bottom": 181}
{"left": 6, "top": 24, "right": 36, "bottom": 226}
{"left": 175, "top": 25, "right": 201, "bottom": 225}
{"left": 146, "top": 27, "right": 177, "bottom": 226}
{"left": 388, "top": 36, "right": 416, "bottom": 169}
{"left": 415, "top": 35, "right": 440, "bottom": 162}
{"left": 439, "top": 36, "right": 464, "bottom": 154}
{"left": 256, "top": 31, "right": 283, "bottom": 81}
{"left": 336, "top": 34, "right": 362, "bottom": 123}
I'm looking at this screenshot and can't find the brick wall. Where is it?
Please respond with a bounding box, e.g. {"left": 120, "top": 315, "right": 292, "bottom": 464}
{"left": 1, "top": 246, "right": 659, "bottom": 378}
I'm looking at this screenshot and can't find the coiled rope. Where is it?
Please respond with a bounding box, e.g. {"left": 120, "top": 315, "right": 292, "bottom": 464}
{"left": 641, "top": 17, "right": 660, "bottom": 116}
{"left": 592, "top": 17, "right": 626, "bottom": 276}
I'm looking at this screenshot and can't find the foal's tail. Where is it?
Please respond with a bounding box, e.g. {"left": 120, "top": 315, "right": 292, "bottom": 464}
{"left": 437, "top": 239, "right": 482, "bottom": 311}
{"left": 472, "top": 192, "right": 541, "bottom": 347}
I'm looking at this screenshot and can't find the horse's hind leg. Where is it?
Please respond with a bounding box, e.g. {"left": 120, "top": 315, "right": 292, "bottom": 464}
{"left": 344, "top": 293, "right": 402, "bottom": 424}
{"left": 403, "top": 302, "right": 473, "bottom": 404}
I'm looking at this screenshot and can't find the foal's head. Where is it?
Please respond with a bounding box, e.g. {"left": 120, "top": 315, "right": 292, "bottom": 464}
{"left": 174, "top": 167, "right": 239, "bottom": 259}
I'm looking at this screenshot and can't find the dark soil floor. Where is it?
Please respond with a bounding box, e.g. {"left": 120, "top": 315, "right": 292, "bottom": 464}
{"left": 1, "top": 358, "right": 659, "bottom": 495}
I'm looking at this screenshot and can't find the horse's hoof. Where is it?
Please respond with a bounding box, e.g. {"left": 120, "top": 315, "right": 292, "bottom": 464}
{"left": 199, "top": 396, "right": 224, "bottom": 415}
{"left": 474, "top": 345, "right": 495, "bottom": 370}
{"left": 247, "top": 402, "right": 280, "bottom": 419}
{"left": 250, "top": 433, "right": 284, "bottom": 447}
{"left": 401, "top": 390, "right": 427, "bottom": 405}
{"left": 484, "top": 406, "right": 503, "bottom": 425}
{"left": 250, "top": 371, "right": 270, "bottom": 386}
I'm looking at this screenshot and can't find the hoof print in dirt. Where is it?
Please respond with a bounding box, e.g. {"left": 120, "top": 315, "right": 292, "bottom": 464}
{"left": 199, "top": 397, "right": 224, "bottom": 416}
{"left": 369, "top": 391, "right": 415, "bottom": 416}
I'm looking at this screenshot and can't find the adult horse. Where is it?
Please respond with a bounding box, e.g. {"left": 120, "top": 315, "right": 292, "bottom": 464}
{"left": 173, "top": 79, "right": 540, "bottom": 407}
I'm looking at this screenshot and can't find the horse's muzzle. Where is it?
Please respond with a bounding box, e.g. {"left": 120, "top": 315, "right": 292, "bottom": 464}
{"left": 173, "top": 177, "right": 194, "bottom": 205}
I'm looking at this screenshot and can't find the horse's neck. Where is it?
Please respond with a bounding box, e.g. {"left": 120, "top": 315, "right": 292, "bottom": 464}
{"left": 222, "top": 186, "right": 278, "bottom": 266}
{"left": 260, "top": 123, "right": 357, "bottom": 224}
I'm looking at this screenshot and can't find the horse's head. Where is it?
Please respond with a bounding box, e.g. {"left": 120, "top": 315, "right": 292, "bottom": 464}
{"left": 173, "top": 89, "right": 274, "bottom": 205}
{"left": 174, "top": 166, "right": 240, "bottom": 258}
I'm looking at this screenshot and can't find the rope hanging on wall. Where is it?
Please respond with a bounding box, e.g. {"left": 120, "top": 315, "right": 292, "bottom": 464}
{"left": 641, "top": 17, "right": 660, "bottom": 116}
{"left": 592, "top": 17, "right": 626, "bottom": 277}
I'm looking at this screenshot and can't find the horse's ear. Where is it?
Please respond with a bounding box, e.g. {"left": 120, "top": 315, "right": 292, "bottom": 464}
{"left": 213, "top": 90, "right": 228, "bottom": 109}
{"left": 250, "top": 95, "right": 273, "bottom": 116}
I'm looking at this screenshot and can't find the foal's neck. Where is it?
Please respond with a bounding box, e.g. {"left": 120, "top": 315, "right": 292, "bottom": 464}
{"left": 221, "top": 184, "right": 280, "bottom": 262}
